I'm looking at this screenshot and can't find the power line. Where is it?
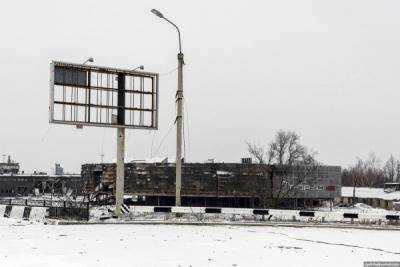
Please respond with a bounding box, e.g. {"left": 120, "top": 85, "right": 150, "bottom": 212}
{"left": 150, "top": 130, "right": 156, "bottom": 158}
{"left": 153, "top": 120, "right": 176, "bottom": 156}
{"left": 159, "top": 67, "right": 178, "bottom": 77}
{"left": 40, "top": 125, "right": 52, "bottom": 142}
{"left": 182, "top": 101, "right": 191, "bottom": 162}
{"left": 184, "top": 99, "right": 191, "bottom": 162}
{"left": 100, "top": 128, "right": 106, "bottom": 163}
{"left": 183, "top": 111, "right": 187, "bottom": 162}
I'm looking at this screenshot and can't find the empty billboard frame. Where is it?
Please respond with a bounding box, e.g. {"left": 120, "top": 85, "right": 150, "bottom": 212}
{"left": 49, "top": 61, "right": 159, "bottom": 129}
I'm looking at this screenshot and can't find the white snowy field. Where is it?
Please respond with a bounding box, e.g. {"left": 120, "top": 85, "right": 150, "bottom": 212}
{"left": 0, "top": 218, "right": 399, "bottom": 267}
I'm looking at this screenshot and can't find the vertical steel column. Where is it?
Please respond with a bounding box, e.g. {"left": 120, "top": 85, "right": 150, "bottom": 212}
{"left": 175, "top": 52, "right": 184, "bottom": 206}
{"left": 87, "top": 70, "right": 91, "bottom": 123}
{"left": 115, "top": 73, "right": 125, "bottom": 216}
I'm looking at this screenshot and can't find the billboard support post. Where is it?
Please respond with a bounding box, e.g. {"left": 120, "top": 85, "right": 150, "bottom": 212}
{"left": 115, "top": 73, "right": 126, "bottom": 216}
{"left": 115, "top": 127, "right": 125, "bottom": 216}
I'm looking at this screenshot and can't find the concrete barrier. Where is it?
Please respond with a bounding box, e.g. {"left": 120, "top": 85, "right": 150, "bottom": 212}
{"left": 154, "top": 207, "right": 172, "bottom": 213}
{"left": 22, "top": 207, "right": 31, "bottom": 220}
{"left": 171, "top": 207, "right": 205, "bottom": 213}
{"left": 29, "top": 207, "right": 47, "bottom": 221}
{"left": 222, "top": 208, "right": 253, "bottom": 215}
{"left": 4, "top": 206, "right": 12, "bottom": 218}
{"left": 124, "top": 206, "right": 400, "bottom": 224}
{"left": 0, "top": 205, "right": 5, "bottom": 217}
{"left": 121, "top": 204, "right": 130, "bottom": 214}
{"left": 3, "top": 204, "right": 398, "bottom": 224}
{"left": 299, "top": 211, "right": 315, "bottom": 217}
{"left": 253, "top": 209, "right": 269, "bottom": 215}
{"left": 386, "top": 214, "right": 400, "bottom": 221}
{"left": 205, "top": 208, "right": 222, "bottom": 214}
{"left": 343, "top": 213, "right": 358, "bottom": 219}
{"left": 10, "top": 206, "right": 25, "bottom": 219}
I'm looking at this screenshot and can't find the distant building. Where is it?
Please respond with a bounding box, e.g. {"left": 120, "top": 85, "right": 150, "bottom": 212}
{"left": 55, "top": 163, "right": 64, "bottom": 176}
{"left": 384, "top": 182, "right": 400, "bottom": 193}
{"left": 0, "top": 156, "right": 19, "bottom": 175}
{"left": 241, "top": 158, "right": 252, "bottom": 164}
{"left": 340, "top": 186, "right": 400, "bottom": 210}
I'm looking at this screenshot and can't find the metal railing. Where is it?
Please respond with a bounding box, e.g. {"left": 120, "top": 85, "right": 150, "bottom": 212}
{"left": 0, "top": 198, "right": 88, "bottom": 208}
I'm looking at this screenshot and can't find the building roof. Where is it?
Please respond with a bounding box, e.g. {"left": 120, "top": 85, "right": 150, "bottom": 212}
{"left": 342, "top": 186, "right": 400, "bottom": 201}
{"left": 0, "top": 174, "right": 81, "bottom": 178}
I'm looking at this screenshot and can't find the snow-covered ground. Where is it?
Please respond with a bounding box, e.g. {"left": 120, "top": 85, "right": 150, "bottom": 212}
{"left": 0, "top": 218, "right": 399, "bottom": 267}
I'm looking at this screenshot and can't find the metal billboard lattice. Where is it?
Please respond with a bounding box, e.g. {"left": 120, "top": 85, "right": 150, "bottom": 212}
{"left": 49, "top": 61, "right": 159, "bottom": 129}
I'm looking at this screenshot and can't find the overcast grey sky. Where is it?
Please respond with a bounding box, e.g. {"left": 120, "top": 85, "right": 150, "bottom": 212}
{"left": 1, "top": 0, "right": 399, "bottom": 173}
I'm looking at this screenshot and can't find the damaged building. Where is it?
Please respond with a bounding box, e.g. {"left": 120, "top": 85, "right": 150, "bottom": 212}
{"left": 0, "top": 159, "right": 84, "bottom": 197}
{"left": 81, "top": 162, "right": 341, "bottom": 208}
{"left": 0, "top": 174, "right": 84, "bottom": 197}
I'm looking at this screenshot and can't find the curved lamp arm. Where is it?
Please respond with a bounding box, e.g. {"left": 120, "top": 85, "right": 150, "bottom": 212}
{"left": 151, "top": 9, "right": 182, "bottom": 53}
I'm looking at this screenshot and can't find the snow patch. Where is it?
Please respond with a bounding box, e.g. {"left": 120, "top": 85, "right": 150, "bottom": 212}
{"left": 29, "top": 207, "right": 47, "bottom": 221}
{"left": 0, "top": 205, "right": 5, "bottom": 217}
{"left": 9, "top": 206, "right": 24, "bottom": 219}
{"left": 342, "top": 187, "right": 400, "bottom": 200}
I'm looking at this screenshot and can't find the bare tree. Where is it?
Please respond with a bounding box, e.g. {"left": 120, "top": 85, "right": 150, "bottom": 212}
{"left": 286, "top": 131, "right": 303, "bottom": 165}
{"left": 245, "top": 141, "right": 265, "bottom": 164}
{"left": 384, "top": 154, "right": 397, "bottom": 182}
{"left": 268, "top": 130, "right": 318, "bottom": 166}
{"left": 343, "top": 152, "right": 386, "bottom": 188}
{"left": 245, "top": 130, "right": 318, "bottom": 166}
{"left": 274, "top": 130, "right": 289, "bottom": 165}
{"left": 351, "top": 157, "right": 364, "bottom": 204}
{"left": 302, "top": 148, "right": 319, "bottom": 166}
{"left": 396, "top": 160, "right": 400, "bottom": 183}
{"left": 266, "top": 144, "right": 276, "bottom": 164}
{"left": 363, "top": 152, "right": 382, "bottom": 187}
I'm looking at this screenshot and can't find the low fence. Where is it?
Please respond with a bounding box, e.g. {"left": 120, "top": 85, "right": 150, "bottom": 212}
{"left": 0, "top": 198, "right": 88, "bottom": 208}
{"left": 122, "top": 206, "right": 400, "bottom": 224}
{"left": 3, "top": 202, "right": 399, "bottom": 224}
{"left": 0, "top": 205, "right": 46, "bottom": 221}
{"left": 0, "top": 199, "right": 90, "bottom": 221}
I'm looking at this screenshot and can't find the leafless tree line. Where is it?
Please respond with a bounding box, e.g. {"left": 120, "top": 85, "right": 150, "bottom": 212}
{"left": 342, "top": 153, "right": 400, "bottom": 187}
{"left": 246, "top": 130, "right": 319, "bottom": 166}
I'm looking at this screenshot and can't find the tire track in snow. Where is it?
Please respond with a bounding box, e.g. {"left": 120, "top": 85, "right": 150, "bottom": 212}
{"left": 264, "top": 230, "right": 400, "bottom": 255}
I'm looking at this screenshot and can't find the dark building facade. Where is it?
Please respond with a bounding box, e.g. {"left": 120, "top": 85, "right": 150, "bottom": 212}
{"left": 0, "top": 162, "right": 19, "bottom": 175}
{"left": 81, "top": 162, "right": 341, "bottom": 208}
{"left": 0, "top": 174, "right": 84, "bottom": 197}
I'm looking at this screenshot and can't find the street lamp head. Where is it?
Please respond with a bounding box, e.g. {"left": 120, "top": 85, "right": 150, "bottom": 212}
{"left": 150, "top": 9, "right": 182, "bottom": 53}
{"left": 83, "top": 57, "right": 94, "bottom": 65}
{"left": 132, "top": 65, "right": 144, "bottom": 71}
{"left": 151, "top": 9, "right": 164, "bottom": 18}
